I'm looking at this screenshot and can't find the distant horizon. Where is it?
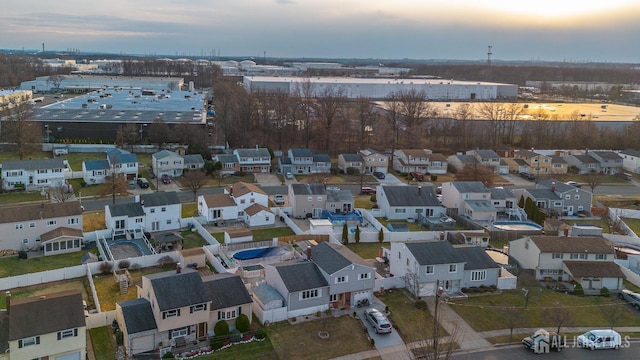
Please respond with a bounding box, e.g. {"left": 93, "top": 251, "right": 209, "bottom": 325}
{"left": 2, "top": 1, "right": 640, "bottom": 64}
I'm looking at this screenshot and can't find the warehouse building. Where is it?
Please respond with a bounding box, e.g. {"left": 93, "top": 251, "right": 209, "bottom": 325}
{"left": 21, "top": 75, "right": 184, "bottom": 93}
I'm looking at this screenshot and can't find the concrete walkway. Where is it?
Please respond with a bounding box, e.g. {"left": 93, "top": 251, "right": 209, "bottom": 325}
{"left": 425, "top": 297, "right": 492, "bottom": 351}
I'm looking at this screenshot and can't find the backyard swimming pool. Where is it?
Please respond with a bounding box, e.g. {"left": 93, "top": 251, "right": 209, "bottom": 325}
{"left": 233, "top": 247, "right": 280, "bottom": 260}
{"left": 491, "top": 221, "right": 543, "bottom": 231}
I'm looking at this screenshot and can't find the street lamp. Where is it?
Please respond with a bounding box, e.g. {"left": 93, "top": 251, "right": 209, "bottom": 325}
{"left": 139, "top": 123, "right": 147, "bottom": 143}
{"left": 433, "top": 282, "right": 444, "bottom": 351}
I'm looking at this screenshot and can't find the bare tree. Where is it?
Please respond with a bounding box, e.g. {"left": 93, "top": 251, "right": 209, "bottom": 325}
{"left": 584, "top": 169, "right": 604, "bottom": 195}
{"left": 454, "top": 163, "right": 494, "bottom": 186}
{"left": 1, "top": 101, "right": 41, "bottom": 159}
{"left": 601, "top": 302, "right": 627, "bottom": 330}
{"left": 98, "top": 165, "right": 130, "bottom": 204}
{"left": 182, "top": 170, "right": 208, "bottom": 201}
{"left": 315, "top": 86, "right": 345, "bottom": 152}
{"left": 454, "top": 103, "right": 474, "bottom": 149}
{"left": 48, "top": 182, "right": 75, "bottom": 203}
{"left": 397, "top": 89, "right": 430, "bottom": 148}
{"left": 384, "top": 94, "right": 403, "bottom": 173}
{"left": 407, "top": 296, "right": 460, "bottom": 360}
{"left": 148, "top": 118, "right": 171, "bottom": 149}
{"left": 354, "top": 97, "right": 377, "bottom": 149}
{"left": 46, "top": 75, "right": 64, "bottom": 92}
{"left": 293, "top": 77, "right": 316, "bottom": 148}
{"left": 545, "top": 303, "right": 572, "bottom": 334}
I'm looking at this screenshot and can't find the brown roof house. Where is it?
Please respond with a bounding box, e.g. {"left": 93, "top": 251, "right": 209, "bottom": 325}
{"left": 8, "top": 290, "right": 86, "bottom": 360}
{"left": 509, "top": 235, "right": 623, "bottom": 292}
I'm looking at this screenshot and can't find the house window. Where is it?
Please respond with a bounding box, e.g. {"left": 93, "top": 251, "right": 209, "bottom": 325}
{"left": 330, "top": 294, "right": 338, "bottom": 302}
{"left": 415, "top": 209, "right": 423, "bottom": 214}
{"left": 135, "top": 218, "right": 143, "bottom": 223}
{"left": 596, "top": 254, "right": 606, "bottom": 260}
{"left": 15, "top": 224, "right": 23, "bottom": 230}
{"left": 317, "top": 196, "right": 322, "bottom": 201}
{"left": 212, "top": 209, "right": 221, "bottom": 218}
{"left": 335, "top": 276, "right": 347, "bottom": 284}
{"left": 552, "top": 253, "right": 563, "bottom": 259}
{"left": 47, "top": 220, "right": 57, "bottom": 226}
{"left": 29, "top": 222, "right": 35, "bottom": 228}
{"left": 565, "top": 195, "right": 571, "bottom": 200}
{"left": 161, "top": 207, "right": 166, "bottom": 212}
{"left": 301, "top": 289, "right": 319, "bottom": 300}
{"left": 553, "top": 201, "right": 562, "bottom": 207}
{"left": 57, "top": 328, "right": 78, "bottom": 340}
{"left": 394, "top": 209, "right": 406, "bottom": 214}
{"left": 569, "top": 253, "right": 578, "bottom": 259}
{"left": 449, "top": 264, "right": 457, "bottom": 273}
{"left": 218, "top": 310, "right": 237, "bottom": 320}
{"left": 18, "top": 336, "right": 40, "bottom": 348}
{"left": 359, "top": 273, "right": 370, "bottom": 280}
{"left": 426, "top": 209, "right": 434, "bottom": 217}
{"left": 171, "top": 327, "right": 189, "bottom": 338}
{"left": 307, "top": 196, "right": 313, "bottom": 201}
{"left": 250, "top": 198, "right": 255, "bottom": 203}
{"left": 167, "top": 219, "right": 172, "bottom": 225}
{"left": 579, "top": 253, "right": 588, "bottom": 259}
{"left": 190, "top": 304, "right": 207, "bottom": 313}
{"left": 471, "top": 270, "right": 487, "bottom": 281}
{"left": 162, "top": 309, "right": 180, "bottom": 319}
{"left": 150, "top": 208, "right": 155, "bottom": 213}
{"left": 574, "top": 195, "right": 580, "bottom": 200}
{"left": 425, "top": 265, "right": 434, "bottom": 274}
{"left": 68, "top": 218, "right": 79, "bottom": 225}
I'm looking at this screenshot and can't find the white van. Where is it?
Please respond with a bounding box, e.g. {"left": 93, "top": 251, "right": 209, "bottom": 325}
{"left": 577, "top": 329, "right": 621, "bottom": 350}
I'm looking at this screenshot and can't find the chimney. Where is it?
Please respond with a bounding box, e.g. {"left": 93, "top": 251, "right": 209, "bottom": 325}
{"left": 176, "top": 263, "right": 181, "bottom": 273}
{"left": 551, "top": 181, "right": 556, "bottom": 192}
{"left": 306, "top": 246, "right": 312, "bottom": 260}
{"left": 563, "top": 228, "right": 569, "bottom": 237}
{"left": 229, "top": 186, "right": 233, "bottom": 197}
{"left": 418, "top": 185, "right": 422, "bottom": 196}
{"left": 5, "top": 291, "right": 10, "bottom": 314}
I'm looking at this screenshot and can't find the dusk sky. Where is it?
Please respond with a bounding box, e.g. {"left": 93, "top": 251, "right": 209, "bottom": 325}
{"left": 2, "top": 0, "right": 640, "bottom": 62}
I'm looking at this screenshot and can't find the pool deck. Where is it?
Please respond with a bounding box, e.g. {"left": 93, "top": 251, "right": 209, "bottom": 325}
{"left": 107, "top": 238, "right": 153, "bottom": 260}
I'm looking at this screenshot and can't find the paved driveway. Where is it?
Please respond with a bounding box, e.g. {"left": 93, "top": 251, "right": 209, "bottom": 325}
{"left": 358, "top": 298, "right": 405, "bottom": 349}
{"left": 255, "top": 173, "right": 283, "bottom": 186}
{"left": 376, "top": 173, "right": 405, "bottom": 185}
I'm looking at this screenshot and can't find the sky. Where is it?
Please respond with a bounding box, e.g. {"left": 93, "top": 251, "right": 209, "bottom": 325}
{"left": 2, "top": 0, "right": 640, "bottom": 63}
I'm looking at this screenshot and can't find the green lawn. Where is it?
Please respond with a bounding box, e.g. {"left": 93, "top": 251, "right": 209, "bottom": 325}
{"left": 622, "top": 218, "right": 640, "bottom": 235}
{"left": 197, "top": 337, "right": 278, "bottom": 360}
{"left": 569, "top": 218, "right": 611, "bottom": 233}
{"left": 90, "top": 326, "right": 116, "bottom": 360}
{"left": 0, "top": 278, "right": 85, "bottom": 309}
{"left": 180, "top": 230, "right": 209, "bottom": 248}
{"left": 0, "top": 251, "right": 86, "bottom": 277}
{"left": 355, "top": 195, "right": 375, "bottom": 209}
{"left": 449, "top": 288, "right": 640, "bottom": 332}
{"left": 63, "top": 152, "right": 106, "bottom": 171}
{"left": 377, "top": 218, "right": 424, "bottom": 231}
{"left": 346, "top": 242, "right": 386, "bottom": 259}
{"left": 251, "top": 227, "right": 296, "bottom": 241}
{"left": 0, "top": 191, "right": 46, "bottom": 205}
{"left": 378, "top": 289, "right": 447, "bottom": 342}
{"left": 182, "top": 202, "right": 199, "bottom": 218}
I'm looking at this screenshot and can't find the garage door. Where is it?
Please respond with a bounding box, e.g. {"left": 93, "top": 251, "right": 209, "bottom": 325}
{"left": 352, "top": 290, "right": 370, "bottom": 303}
{"left": 55, "top": 352, "right": 81, "bottom": 360}
{"left": 131, "top": 334, "right": 155, "bottom": 354}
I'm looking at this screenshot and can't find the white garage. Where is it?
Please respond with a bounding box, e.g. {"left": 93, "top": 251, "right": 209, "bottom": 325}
{"left": 55, "top": 351, "right": 81, "bottom": 360}
{"left": 130, "top": 334, "right": 155, "bottom": 355}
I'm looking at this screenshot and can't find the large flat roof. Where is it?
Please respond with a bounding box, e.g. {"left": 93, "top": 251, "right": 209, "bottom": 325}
{"left": 245, "top": 76, "right": 511, "bottom": 87}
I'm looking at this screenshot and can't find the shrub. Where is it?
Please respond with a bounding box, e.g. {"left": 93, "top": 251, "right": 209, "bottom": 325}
{"left": 346, "top": 167, "right": 360, "bottom": 176}
{"left": 573, "top": 284, "right": 585, "bottom": 296}
{"left": 255, "top": 328, "right": 267, "bottom": 340}
{"left": 118, "top": 260, "right": 130, "bottom": 269}
{"left": 370, "top": 338, "right": 375, "bottom": 347}
{"left": 18, "top": 251, "right": 27, "bottom": 260}
{"left": 370, "top": 195, "right": 377, "bottom": 202}
{"left": 229, "top": 329, "right": 242, "bottom": 343}
{"left": 235, "top": 313, "right": 250, "bottom": 333}
{"left": 461, "top": 287, "right": 468, "bottom": 293}
{"left": 115, "top": 331, "right": 123, "bottom": 345}
{"left": 129, "top": 263, "right": 141, "bottom": 271}
{"left": 79, "top": 179, "right": 87, "bottom": 187}
{"left": 600, "top": 287, "right": 610, "bottom": 297}
{"left": 414, "top": 300, "right": 427, "bottom": 310}
{"left": 214, "top": 320, "right": 230, "bottom": 337}
{"left": 430, "top": 175, "right": 437, "bottom": 182}
{"left": 210, "top": 337, "right": 226, "bottom": 350}
{"left": 162, "top": 351, "right": 174, "bottom": 359}
{"left": 100, "top": 261, "right": 113, "bottom": 274}
{"left": 316, "top": 310, "right": 322, "bottom": 317}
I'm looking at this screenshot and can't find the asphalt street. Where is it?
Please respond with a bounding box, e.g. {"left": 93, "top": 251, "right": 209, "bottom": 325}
{"left": 452, "top": 343, "right": 639, "bottom": 360}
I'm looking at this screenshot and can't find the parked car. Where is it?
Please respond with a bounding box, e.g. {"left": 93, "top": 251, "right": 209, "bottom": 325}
{"left": 326, "top": 186, "right": 340, "bottom": 191}
{"left": 564, "top": 181, "right": 582, "bottom": 188}
{"left": 273, "top": 194, "right": 285, "bottom": 205}
{"left": 410, "top": 171, "right": 425, "bottom": 181}
{"left": 137, "top": 178, "right": 150, "bottom": 189}
{"left": 373, "top": 171, "right": 385, "bottom": 179}
{"left": 361, "top": 186, "right": 376, "bottom": 195}
{"left": 285, "top": 172, "right": 294, "bottom": 179}
{"left": 364, "top": 308, "right": 392, "bottom": 334}
{"left": 577, "top": 329, "right": 621, "bottom": 350}
{"left": 619, "top": 289, "right": 640, "bottom": 310}
{"left": 161, "top": 174, "right": 172, "bottom": 184}
{"left": 522, "top": 329, "right": 564, "bottom": 353}
{"left": 519, "top": 172, "right": 535, "bottom": 180}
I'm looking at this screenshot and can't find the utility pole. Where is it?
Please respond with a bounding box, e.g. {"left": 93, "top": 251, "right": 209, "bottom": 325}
{"left": 433, "top": 280, "right": 443, "bottom": 352}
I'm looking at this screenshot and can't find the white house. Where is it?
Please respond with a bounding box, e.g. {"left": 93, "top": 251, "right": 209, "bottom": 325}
{"left": 377, "top": 185, "right": 446, "bottom": 221}
{"left": 1, "top": 158, "right": 66, "bottom": 191}
{"left": 441, "top": 181, "right": 497, "bottom": 222}
{"left": 82, "top": 159, "right": 110, "bottom": 185}
{"left": 227, "top": 182, "right": 269, "bottom": 213}
{"left": 107, "top": 148, "right": 139, "bottom": 181}
{"left": 198, "top": 193, "right": 238, "bottom": 224}
{"left": 152, "top": 150, "right": 184, "bottom": 178}
{"left": 141, "top": 192, "right": 182, "bottom": 232}
{"left": 620, "top": 149, "right": 640, "bottom": 174}
{"left": 243, "top": 204, "right": 275, "bottom": 227}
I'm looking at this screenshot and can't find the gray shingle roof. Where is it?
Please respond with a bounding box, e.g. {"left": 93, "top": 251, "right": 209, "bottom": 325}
{"left": 203, "top": 273, "right": 253, "bottom": 310}
{"left": 274, "top": 261, "right": 328, "bottom": 292}
{"left": 572, "top": 154, "right": 598, "bottom": 164}
{"left": 488, "top": 187, "right": 514, "bottom": 200}
{"left": 451, "top": 181, "right": 488, "bottom": 193}
{"left": 252, "top": 283, "right": 285, "bottom": 304}
{"left": 455, "top": 155, "right": 479, "bottom": 164}
{"left": 381, "top": 186, "right": 440, "bottom": 207}
{"left": 563, "top": 261, "right": 624, "bottom": 278}
{"left": 107, "top": 148, "right": 137, "bottom": 164}
{"left": 313, "top": 154, "right": 331, "bottom": 162}
{"left": 84, "top": 159, "right": 110, "bottom": 171}
{"left": 291, "top": 183, "right": 326, "bottom": 195}
{"left": 2, "top": 158, "right": 65, "bottom": 171}
{"left": 153, "top": 149, "right": 179, "bottom": 159}
{"left": 0, "top": 201, "right": 82, "bottom": 224}
{"left": 326, "top": 189, "right": 353, "bottom": 203}
{"left": 405, "top": 241, "right": 465, "bottom": 265}
{"left": 341, "top": 153, "right": 363, "bottom": 162}
{"left": 526, "top": 188, "right": 561, "bottom": 200}
{"left": 454, "top": 246, "right": 499, "bottom": 270}
{"left": 620, "top": 149, "right": 640, "bottom": 157}
{"left": 513, "top": 158, "right": 528, "bottom": 166}
{"left": 108, "top": 203, "right": 145, "bottom": 217}
{"left": 9, "top": 290, "right": 85, "bottom": 340}
{"left": 119, "top": 298, "right": 157, "bottom": 334}
{"left": 142, "top": 191, "right": 181, "bottom": 207}
{"left": 147, "top": 270, "right": 210, "bottom": 311}
{"left": 214, "top": 154, "right": 238, "bottom": 163}
{"left": 235, "top": 148, "right": 270, "bottom": 158}
{"left": 311, "top": 242, "right": 370, "bottom": 274}
{"left": 183, "top": 154, "right": 204, "bottom": 165}
{"left": 290, "top": 149, "right": 313, "bottom": 157}
{"left": 592, "top": 151, "right": 622, "bottom": 161}
{"left": 466, "top": 200, "right": 497, "bottom": 211}
{"left": 551, "top": 156, "right": 566, "bottom": 164}
{"left": 473, "top": 149, "right": 500, "bottom": 159}
{"left": 527, "top": 236, "right": 615, "bottom": 254}
{"left": 538, "top": 179, "right": 575, "bottom": 193}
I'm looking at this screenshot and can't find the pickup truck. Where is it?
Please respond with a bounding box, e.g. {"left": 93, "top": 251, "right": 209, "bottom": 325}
{"left": 522, "top": 329, "right": 564, "bottom": 353}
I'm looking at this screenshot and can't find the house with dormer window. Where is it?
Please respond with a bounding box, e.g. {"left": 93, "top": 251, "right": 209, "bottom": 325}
{"left": 264, "top": 261, "right": 330, "bottom": 318}
{"left": 107, "top": 148, "right": 138, "bottom": 181}
{"left": 393, "top": 149, "right": 447, "bottom": 174}
{"left": 233, "top": 147, "right": 271, "bottom": 173}
{"left": 1, "top": 158, "right": 66, "bottom": 191}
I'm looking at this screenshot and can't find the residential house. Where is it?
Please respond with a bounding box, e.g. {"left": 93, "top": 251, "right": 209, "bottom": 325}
{"left": 264, "top": 260, "right": 330, "bottom": 318}
{"left": 107, "top": 148, "right": 138, "bottom": 180}
{"left": 563, "top": 153, "right": 600, "bottom": 174}
{"left": 448, "top": 231, "right": 491, "bottom": 248}
{"left": 503, "top": 157, "right": 530, "bottom": 174}
{"left": 514, "top": 149, "right": 566, "bottom": 175}
{"left": 116, "top": 298, "right": 158, "bottom": 355}
{"left": 198, "top": 193, "right": 238, "bottom": 224}
{"left": 243, "top": 203, "right": 275, "bottom": 227}
{"left": 389, "top": 241, "right": 466, "bottom": 296}
{"left": 288, "top": 183, "right": 327, "bottom": 219}
{"left": 82, "top": 159, "right": 110, "bottom": 185}
{"left": 152, "top": 150, "right": 184, "bottom": 178}
{"left": 393, "top": 149, "right": 447, "bottom": 174}
{"left": 234, "top": 148, "right": 271, "bottom": 173}
{"left": 0, "top": 201, "right": 83, "bottom": 252}
{"left": 509, "top": 235, "right": 623, "bottom": 291}
{"left": 202, "top": 273, "right": 253, "bottom": 331}
{"left": 549, "top": 156, "right": 569, "bottom": 174}
{"left": 105, "top": 202, "right": 146, "bottom": 236}
{"left": 281, "top": 149, "right": 313, "bottom": 174}
{"left": 359, "top": 148, "right": 389, "bottom": 174}
{"left": 309, "top": 242, "right": 376, "bottom": 309}
{"left": 228, "top": 182, "right": 268, "bottom": 213}
{"left": 441, "top": 182, "right": 497, "bottom": 222}
{"left": 137, "top": 270, "right": 211, "bottom": 347}
{"left": 1, "top": 158, "right": 66, "bottom": 191}
{"left": 455, "top": 246, "right": 500, "bottom": 289}
{"left": 141, "top": 192, "right": 182, "bottom": 232}
{"left": 183, "top": 154, "right": 205, "bottom": 170}
{"left": 512, "top": 179, "right": 592, "bottom": 217}
{"left": 8, "top": 290, "right": 86, "bottom": 360}
{"left": 466, "top": 149, "right": 506, "bottom": 174}
{"left": 588, "top": 151, "right": 624, "bottom": 175}
{"left": 325, "top": 189, "right": 355, "bottom": 215}
{"left": 619, "top": 149, "right": 640, "bottom": 174}
{"left": 337, "top": 153, "right": 363, "bottom": 174}
{"left": 312, "top": 153, "right": 332, "bottom": 174}
{"left": 446, "top": 154, "right": 479, "bottom": 172}
{"left": 488, "top": 187, "right": 526, "bottom": 221}
{"left": 213, "top": 154, "right": 240, "bottom": 175}
{"left": 376, "top": 185, "right": 448, "bottom": 224}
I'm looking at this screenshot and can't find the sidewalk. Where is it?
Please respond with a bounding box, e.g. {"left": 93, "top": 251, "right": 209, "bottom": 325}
{"left": 425, "top": 297, "right": 492, "bottom": 351}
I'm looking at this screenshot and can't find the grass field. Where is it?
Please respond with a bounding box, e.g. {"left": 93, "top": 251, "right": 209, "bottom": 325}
{"left": 346, "top": 242, "right": 386, "bottom": 259}
{"left": 84, "top": 210, "right": 106, "bottom": 232}
{"left": 251, "top": 227, "right": 296, "bottom": 241}
{"left": 622, "top": 218, "right": 640, "bottom": 235}
{"left": 182, "top": 202, "right": 199, "bottom": 218}
{"left": 90, "top": 327, "right": 116, "bottom": 360}
{"left": 180, "top": 230, "right": 209, "bottom": 248}
{"left": 0, "top": 191, "right": 46, "bottom": 205}
{"left": 0, "top": 250, "right": 88, "bottom": 277}
{"left": 0, "top": 278, "right": 85, "bottom": 309}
